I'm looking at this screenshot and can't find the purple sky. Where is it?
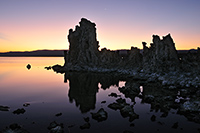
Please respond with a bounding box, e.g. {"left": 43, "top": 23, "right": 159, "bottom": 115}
{"left": 1, "top": 0, "right": 200, "bottom": 52}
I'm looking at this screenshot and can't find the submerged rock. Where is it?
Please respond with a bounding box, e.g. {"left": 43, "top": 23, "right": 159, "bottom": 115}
{"left": 108, "top": 98, "right": 127, "bottom": 110}
{"left": 80, "top": 122, "right": 90, "bottom": 130}
{"left": 13, "top": 108, "right": 26, "bottom": 115}
{"left": 171, "top": 122, "right": 179, "bottom": 129}
{"left": 151, "top": 115, "right": 156, "bottom": 122}
{"left": 1, "top": 123, "right": 29, "bottom": 133}
{"left": 55, "top": 113, "right": 62, "bottom": 117}
{"left": 0, "top": 105, "right": 10, "bottom": 111}
{"left": 91, "top": 108, "right": 108, "bottom": 122}
{"left": 47, "top": 121, "right": 64, "bottom": 133}
{"left": 123, "top": 130, "right": 134, "bottom": 133}
{"left": 120, "top": 105, "right": 139, "bottom": 122}
{"left": 83, "top": 117, "right": 90, "bottom": 123}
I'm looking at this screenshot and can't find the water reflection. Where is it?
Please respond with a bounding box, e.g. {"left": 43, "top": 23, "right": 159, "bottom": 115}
{"left": 64, "top": 72, "right": 200, "bottom": 132}
{"left": 65, "top": 72, "right": 200, "bottom": 127}
{"left": 64, "top": 72, "right": 121, "bottom": 113}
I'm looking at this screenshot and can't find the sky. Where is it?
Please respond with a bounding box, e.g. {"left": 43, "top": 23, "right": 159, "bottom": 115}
{"left": 0, "top": 0, "right": 200, "bottom": 52}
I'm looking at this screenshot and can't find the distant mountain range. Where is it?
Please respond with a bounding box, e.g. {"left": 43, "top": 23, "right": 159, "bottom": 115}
{"left": 0, "top": 49, "right": 197, "bottom": 57}
{"left": 0, "top": 50, "right": 66, "bottom": 57}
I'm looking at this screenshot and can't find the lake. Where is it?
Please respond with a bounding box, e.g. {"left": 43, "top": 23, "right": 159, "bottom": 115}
{"left": 0, "top": 57, "right": 199, "bottom": 133}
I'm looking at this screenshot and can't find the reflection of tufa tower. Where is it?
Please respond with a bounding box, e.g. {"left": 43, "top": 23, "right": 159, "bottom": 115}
{"left": 66, "top": 73, "right": 98, "bottom": 113}
{"left": 64, "top": 72, "right": 121, "bottom": 113}
{"left": 65, "top": 18, "right": 100, "bottom": 66}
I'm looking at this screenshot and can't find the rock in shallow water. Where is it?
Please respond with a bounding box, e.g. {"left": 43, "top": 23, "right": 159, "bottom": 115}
{"left": 1, "top": 123, "right": 29, "bottom": 133}
{"left": 0, "top": 105, "right": 10, "bottom": 111}
{"left": 91, "top": 108, "right": 108, "bottom": 122}
{"left": 48, "top": 121, "right": 64, "bottom": 133}
{"left": 13, "top": 108, "right": 26, "bottom": 115}
{"left": 26, "top": 64, "right": 31, "bottom": 70}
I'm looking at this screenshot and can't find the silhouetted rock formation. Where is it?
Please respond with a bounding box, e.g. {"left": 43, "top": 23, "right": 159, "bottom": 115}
{"left": 123, "top": 47, "right": 143, "bottom": 70}
{"left": 142, "top": 34, "right": 180, "bottom": 73}
{"left": 52, "top": 18, "right": 200, "bottom": 88}
{"left": 65, "top": 18, "right": 99, "bottom": 67}
{"left": 100, "top": 48, "right": 121, "bottom": 68}
{"left": 180, "top": 48, "right": 200, "bottom": 72}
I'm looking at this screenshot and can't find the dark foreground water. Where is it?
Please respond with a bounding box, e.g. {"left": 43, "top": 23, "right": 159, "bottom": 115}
{"left": 0, "top": 57, "right": 199, "bottom": 133}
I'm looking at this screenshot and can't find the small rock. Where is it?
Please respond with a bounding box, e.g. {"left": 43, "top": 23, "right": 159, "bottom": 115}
{"left": 67, "top": 125, "right": 75, "bottom": 128}
{"left": 91, "top": 108, "right": 108, "bottom": 122}
{"left": 45, "top": 66, "right": 51, "bottom": 70}
{"left": 157, "top": 121, "right": 164, "bottom": 125}
{"left": 0, "top": 105, "right": 10, "bottom": 111}
{"left": 123, "top": 130, "right": 134, "bottom": 133}
{"left": 116, "top": 98, "right": 126, "bottom": 104}
{"left": 84, "top": 117, "right": 90, "bottom": 122}
{"left": 101, "top": 101, "right": 106, "bottom": 104}
{"left": 55, "top": 113, "right": 62, "bottom": 117}
{"left": 2, "top": 123, "right": 29, "bottom": 133}
{"left": 130, "top": 123, "right": 135, "bottom": 127}
{"left": 23, "top": 103, "right": 30, "bottom": 107}
{"left": 172, "top": 122, "right": 178, "bottom": 129}
{"left": 48, "top": 121, "right": 64, "bottom": 133}
{"left": 144, "top": 95, "right": 155, "bottom": 103}
{"left": 108, "top": 92, "right": 118, "bottom": 97}
{"left": 151, "top": 115, "right": 156, "bottom": 122}
{"left": 108, "top": 102, "right": 124, "bottom": 110}
{"left": 26, "top": 64, "right": 31, "bottom": 70}
{"left": 80, "top": 123, "right": 90, "bottom": 130}
{"left": 13, "top": 108, "right": 26, "bottom": 115}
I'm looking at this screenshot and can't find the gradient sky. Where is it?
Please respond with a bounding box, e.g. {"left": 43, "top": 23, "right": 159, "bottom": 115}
{"left": 1, "top": 0, "right": 200, "bottom": 52}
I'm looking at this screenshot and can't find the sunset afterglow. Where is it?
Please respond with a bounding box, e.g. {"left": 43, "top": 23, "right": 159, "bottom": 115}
{"left": 1, "top": 0, "right": 200, "bottom": 52}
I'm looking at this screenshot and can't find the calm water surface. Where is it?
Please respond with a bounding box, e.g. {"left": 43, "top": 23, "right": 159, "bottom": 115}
{"left": 0, "top": 57, "right": 199, "bottom": 133}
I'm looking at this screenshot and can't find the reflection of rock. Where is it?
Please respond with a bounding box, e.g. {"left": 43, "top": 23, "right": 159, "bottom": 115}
{"left": 67, "top": 73, "right": 98, "bottom": 113}
{"left": 91, "top": 108, "right": 108, "bottom": 122}
{"left": 65, "top": 72, "right": 120, "bottom": 113}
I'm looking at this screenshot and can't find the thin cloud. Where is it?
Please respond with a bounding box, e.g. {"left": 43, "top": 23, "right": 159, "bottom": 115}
{"left": 0, "top": 33, "right": 10, "bottom": 41}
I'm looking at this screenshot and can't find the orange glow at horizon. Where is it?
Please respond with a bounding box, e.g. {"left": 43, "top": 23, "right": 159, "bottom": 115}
{"left": 1, "top": 20, "right": 200, "bottom": 52}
